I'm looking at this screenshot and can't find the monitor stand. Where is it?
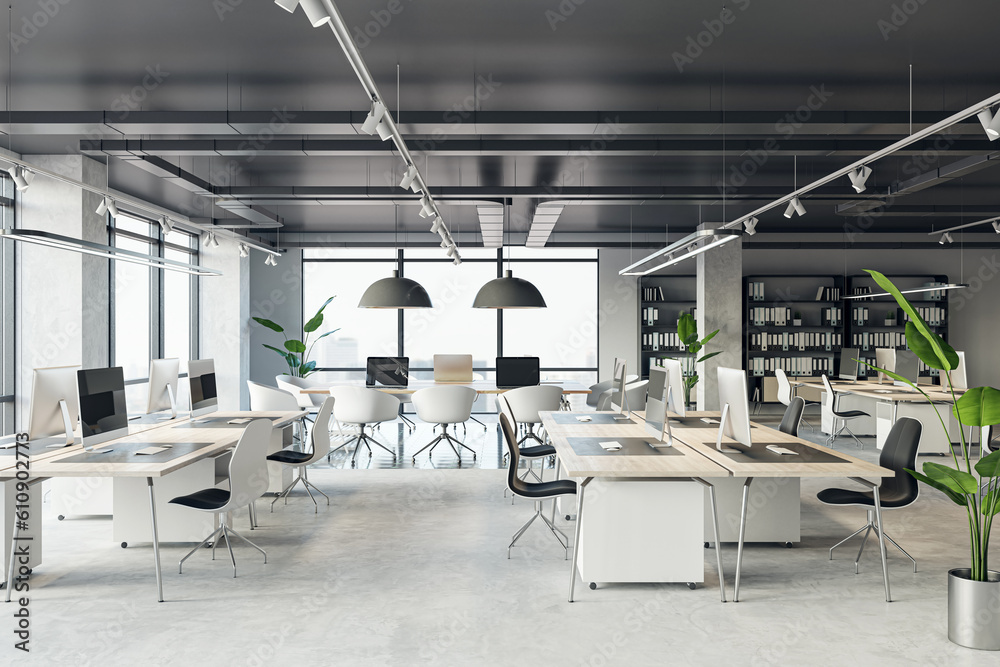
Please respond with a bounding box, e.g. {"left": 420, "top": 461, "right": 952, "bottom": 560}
{"left": 44, "top": 399, "right": 77, "bottom": 448}
{"left": 715, "top": 404, "right": 741, "bottom": 454}
{"left": 157, "top": 385, "right": 178, "bottom": 420}
{"left": 613, "top": 385, "right": 630, "bottom": 419}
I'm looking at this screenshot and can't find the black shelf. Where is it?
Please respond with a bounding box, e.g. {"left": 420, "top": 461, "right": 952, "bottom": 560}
{"left": 639, "top": 275, "right": 696, "bottom": 379}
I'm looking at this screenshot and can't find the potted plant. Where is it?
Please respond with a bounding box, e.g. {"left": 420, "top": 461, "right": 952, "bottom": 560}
{"left": 252, "top": 296, "right": 339, "bottom": 378}
{"left": 861, "top": 270, "right": 1000, "bottom": 650}
{"left": 677, "top": 311, "right": 721, "bottom": 408}
{"left": 885, "top": 310, "right": 897, "bottom": 326}
{"left": 793, "top": 311, "right": 802, "bottom": 326}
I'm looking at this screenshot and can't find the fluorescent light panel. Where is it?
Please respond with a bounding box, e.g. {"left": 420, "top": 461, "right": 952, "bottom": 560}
{"left": 843, "top": 284, "right": 969, "bottom": 300}
{"left": 619, "top": 229, "right": 743, "bottom": 276}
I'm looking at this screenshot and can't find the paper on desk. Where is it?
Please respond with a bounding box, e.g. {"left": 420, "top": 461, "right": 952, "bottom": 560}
{"left": 135, "top": 446, "right": 170, "bottom": 455}
{"left": 599, "top": 441, "right": 622, "bottom": 451}
{"left": 576, "top": 416, "right": 592, "bottom": 422}
{"left": 227, "top": 418, "right": 253, "bottom": 424}
{"left": 700, "top": 418, "right": 719, "bottom": 424}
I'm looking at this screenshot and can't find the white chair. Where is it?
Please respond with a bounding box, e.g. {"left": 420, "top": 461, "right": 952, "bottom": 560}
{"left": 822, "top": 374, "right": 870, "bottom": 448}
{"left": 169, "top": 419, "right": 271, "bottom": 577}
{"left": 775, "top": 368, "right": 818, "bottom": 430}
{"left": 277, "top": 375, "right": 345, "bottom": 442}
{"left": 940, "top": 351, "right": 967, "bottom": 389}
{"left": 587, "top": 374, "right": 638, "bottom": 409}
{"left": 247, "top": 380, "right": 306, "bottom": 444}
{"left": 597, "top": 379, "right": 649, "bottom": 411}
{"left": 327, "top": 386, "right": 399, "bottom": 465}
{"left": 410, "top": 386, "right": 479, "bottom": 462}
{"left": 267, "top": 396, "right": 335, "bottom": 513}
{"left": 501, "top": 385, "right": 564, "bottom": 447}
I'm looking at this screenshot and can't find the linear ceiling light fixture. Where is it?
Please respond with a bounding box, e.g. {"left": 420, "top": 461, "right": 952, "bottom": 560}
{"left": 927, "top": 214, "right": 1000, "bottom": 238}
{"left": 274, "top": 0, "right": 460, "bottom": 265}
{"left": 525, "top": 204, "right": 563, "bottom": 248}
{"left": 477, "top": 206, "right": 503, "bottom": 248}
{"left": 719, "top": 91, "right": 1000, "bottom": 235}
{"left": 618, "top": 228, "right": 743, "bottom": 276}
{"left": 844, "top": 283, "right": 968, "bottom": 300}
{"left": 0, "top": 228, "right": 222, "bottom": 276}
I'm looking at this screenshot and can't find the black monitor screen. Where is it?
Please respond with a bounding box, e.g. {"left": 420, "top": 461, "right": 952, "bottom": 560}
{"left": 77, "top": 367, "right": 128, "bottom": 437}
{"left": 366, "top": 357, "right": 409, "bottom": 387}
{"left": 190, "top": 372, "right": 218, "bottom": 410}
{"left": 496, "top": 357, "right": 540, "bottom": 388}
{"left": 838, "top": 348, "right": 860, "bottom": 380}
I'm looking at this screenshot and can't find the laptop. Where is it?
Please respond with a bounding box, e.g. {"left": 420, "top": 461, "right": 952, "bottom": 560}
{"left": 434, "top": 354, "right": 474, "bottom": 383}
{"left": 496, "top": 357, "right": 540, "bottom": 389}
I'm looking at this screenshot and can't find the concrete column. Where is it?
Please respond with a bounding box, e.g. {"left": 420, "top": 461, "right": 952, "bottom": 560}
{"left": 15, "top": 155, "right": 109, "bottom": 428}
{"left": 696, "top": 223, "right": 742, "bottom": 410}
{"left": 199, "top": 233, "right": 250, "bottom": 410}
{"left": 598, "top": 249, "right": 639, "bottom": 381}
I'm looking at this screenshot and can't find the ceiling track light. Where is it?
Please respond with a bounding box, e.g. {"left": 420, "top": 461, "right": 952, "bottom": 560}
{"left": 158, "top": 216, "right": 173, "bottom": 236}
{"left": 783, "top": 197, "right": 805, "bottom": 218}
{"left": 399, "top": 164, "right": 418, "bottom": 191}
{"left": 360, "top": 100, "right": 387, "bottom": 135}
{"left": 274, "top": 0, "right": 332, "bottom": 27}
{"left": 96, "top": 196, "right": 119, "bottom": 219}
{"left": 743, "top": 216, "right": 758, "bottom": 236}
{"left": 939, "top": 232, "right": 954, "bottom": 245}
{"left": 430, "top": 217, "right": 444, "bottom": 234}
{"left": 7, "top": 166, "right": 33, "bottom": 192}
{"left": 977, "top": 107, "right": 1000, "bottom": 141}
{"left": 993, "top": 221, "right": 1000, "bottom": 234}
{"left": 619, "top": 229, "right": 743, "bottom": 276}
{"left": 418, "top": 197, "right": 435, "bottom": 219}
{"left": 239, "top": 243, "right": 249, "bottom": 258}
{"left": 848, "top": 165, "right": 873, "bottom": 193}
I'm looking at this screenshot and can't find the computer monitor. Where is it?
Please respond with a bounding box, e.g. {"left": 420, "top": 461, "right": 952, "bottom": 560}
{"left": 874, "top": 348, "right": 895, "bottom": 384}
{"left": 612, "top": 357, "right": 628, "bottom": 415}
{"left": 366, "top": 357, "right": 409, "bottom": 387}
{"left": 893, "top": 350, "right": 920, "bottom": 388}
{"left": 496, "top": 357, "right": 540, "bottom": 389}
{"left": 940, "top": 350, "right": 967, "bottom": 390}
{"left": 838, "top": 347, "right": 860, "bottom": 381}
{"left": 660, "top": 358, "right": 687, "bottom": 419}
{"left": 716, "top": 367, "right": 752, "bottom": 453}
{"left": 644, "top": 367, "right": 670, "bottom": 444}
{"left": 27, "top": 365, "right": 81, "bottom": 446}
{"left": 78, "top": 367, "right": 129, "bottom": 450}
{"left": 188, "top": 359, "right": 218, "bottom": 418}
{"left": 146, "top": 358, "right": 180, "bottom": 419}
{"left": 433, "top": 354, "right": 474, "bottom": 383}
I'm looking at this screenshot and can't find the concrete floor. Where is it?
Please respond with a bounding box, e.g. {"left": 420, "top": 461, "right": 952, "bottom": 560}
{"left": 7, "top": 416, "right": 1000, "bottom": 665}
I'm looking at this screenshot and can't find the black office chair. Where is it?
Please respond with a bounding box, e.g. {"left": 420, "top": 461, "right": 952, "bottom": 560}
{"left": 499, "top": 413, "right": 577, "bottom": 559}
{"left": 822, "top": 374, "right": 871, "bottom": 448}
{"left": 817, "top": 417, "right": 921, "bottom": 574}
{"left": 778, "top": 396, "right": 805, "bottom": 437}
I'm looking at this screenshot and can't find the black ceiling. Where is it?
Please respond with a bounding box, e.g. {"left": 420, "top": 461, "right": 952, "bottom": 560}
{"left": 5, "top": 0, "right": 1000, "bottom": 240}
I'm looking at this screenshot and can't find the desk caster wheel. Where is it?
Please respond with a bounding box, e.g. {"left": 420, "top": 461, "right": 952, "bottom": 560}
{"left": 565, "top": 515, "right": 572, "bottom": 521}
{"left": 57, "top": 515, "right": 65, "bottom": 521}
{"left": 687, "top": 583, "right": 697, "bottom": 590}
{"left": 121, "top": 542, "right": 128, "bottom": 549}
{"left": 784, "top": 542, "right": 794, "bottom": 549}
{"left": 704, "top": 542, "right": 710, "bottom": 549}
{"left": 589, "top": 582, "right": 597, "bottom": 590}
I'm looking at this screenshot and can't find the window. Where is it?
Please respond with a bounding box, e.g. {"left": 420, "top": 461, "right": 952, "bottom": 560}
{"left": 110, "top": 214, "right": 199, "bottom": 413}
{"left": 0, "top": 175, "right": 13, "bottom": 435}
{"left": 302, "top": 247, "right": 599, "bottom": 412}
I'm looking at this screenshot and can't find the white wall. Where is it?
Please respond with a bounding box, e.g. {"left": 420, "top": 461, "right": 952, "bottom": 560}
{"left": 248, "top": 248, "right": 303, "bottom": 388}
{"left": 597, "top": 249, "right": 640, "bottom": 380}
{"left": 199, "top": 234, "right": 250, "bottom": 410}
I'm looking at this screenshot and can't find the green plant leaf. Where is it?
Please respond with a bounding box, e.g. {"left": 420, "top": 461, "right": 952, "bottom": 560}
{"left": 953, "top": 387, "right": 1000, "bottom": 428}
{"left": 697, "top": 351, "right": 722, "bottom": 364}
{"left": 974, "top": 448, "right": 1000, "bottom": 478}
{"left": 299, "top": 361, "right": 317, "bottom": 376}
{"left": 313, "top": 295, "right": 336, "bottom": 317}
{"left": 678, "top": 312, "right": 698, "bottom": 345}
{"left": 284, "top": 339, "right": 307, "bottom": 354}
{"left": 865, "top": 270, "right": 956, "bottom": 371}
{"left": 700, "top": 329, "right": 720, "bottom": 346}
{"left": 906, "top": 468, "right": 967, "bottom": 506}
{"left": 923, "top": 461, "right": 979, "bottom": 495}
{"left": 983, "top": 489, "right": 1000, "bottom": 516}
{"left": 303, "top": 312, "right": 324, "bottom": 333}
{"left": 252, "top": 317, "right": 284, "bottom": 333}
{"left": 905, "top": 321, "right": 959, "bottom": 371}
{"left": 312, "top": 329, "right": 339, "bottom": 342}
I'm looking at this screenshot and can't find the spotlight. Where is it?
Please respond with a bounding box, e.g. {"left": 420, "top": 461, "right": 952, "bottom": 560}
{"left": 993, "top": 221, "right": 1000, "bottom": 234}
{"left": 848, "top": 165, "right": 873, "bottom": 193}
{"left": 453, "top": 258, "right": 461, "bottom": 266}
{"left": 265, "top": 253, "right": 278, "bottom": 266}
{"left": 399, "top": 165, "right": 418, "bottom": 191}
{"left": 96, "top": 197, "right": 119, "bottom": 219}
{"left": 360, "top": 101, "right": 387, "bottom": 135}
{"left": 446, "top": 245, "right": 459, "bottom": 258}
{"left": 239, "top": 243, "right": 249, "bottom": 258}
{"left": 274, "top": 0, "right": 332, "bottom": 28}
{"left": 977, "top": 107, "right": 1000, "bottom": 141}
{"left": 203, "top": 231, "right": 219, "bottom": 248}
{"left": 743, "top": 216, "right": 758, "bottom": 236}
{"left": 158, "top": 216, "right": 173, "bottom": 235}
{"left": 939, "top": 232, "right": 954, "bottom": 245}
{"left": 783, "top": 201, "right": 795, "bottom": 218}
{"left": 376, "top": 118, "right": 393, "bottom": 142}
{"left": 418, "top": 197, "right": 435, "bottom": 219}
{"left": 7, "top": 166, "right": 33, "bottom": 192}
{"left": 430, "top": 216, "right": 444, "bottom": 234}
{"left": 783, "top": 197, "right": 806, "bottom": 218}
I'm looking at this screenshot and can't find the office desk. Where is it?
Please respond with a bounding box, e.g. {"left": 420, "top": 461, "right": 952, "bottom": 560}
{"left": 540, "top": 411, "right": 730, "bottom": 603}
{"left": 2, "top": 410, "right": 305, "bottom": 603}
{"left": 304, "top": 380, "right": 592, "bottom": 395}
{"left": 799, "top": 379, "right": 962, "bottom": 453}
{"left": 668, "top": 412, "right": 893, "bottom": 601}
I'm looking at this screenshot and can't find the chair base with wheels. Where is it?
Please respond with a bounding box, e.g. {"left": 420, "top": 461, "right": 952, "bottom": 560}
{"left": 826, "top": 509, "right": 917, "bottom": 574}
{"left": 411, "top": 424, "right": 477, "bottom": 462}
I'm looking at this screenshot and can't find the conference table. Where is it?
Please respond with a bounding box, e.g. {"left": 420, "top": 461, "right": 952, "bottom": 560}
{"left": 798, "top": 378, "right": 965, "bottom": 453}
{"left": 1, "top": 409, "right": 305, "bottom": 603}
{"left": 540, "top": 409, "right": 893, "bottom": 603}
{"left": 302, "top": 380, "right": 592, "bottom": 396}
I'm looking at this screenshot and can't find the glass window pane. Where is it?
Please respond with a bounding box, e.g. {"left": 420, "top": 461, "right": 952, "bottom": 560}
{"left": 114, "top": 235, "right": 151, "bottom": 380}
{"left": 303, "top": 248, "right": 396, "bottom": 260}
{"left": 302, "top": 260, "right": 398, "bottom": 368}
{"left": 405, "top": 247, "right": 498, "bottom": 261}
{"left": 0, "top": 177, "right": 11, "bottom": 434}
{"left": 115, "top": 216, "right": 153, "bottom": 237}
{"left": 502, "top": 262, "right": 598, "bottom": 369}
{"left": 403, "top": 261, "right": 499, "bottom": 370}
{"left": 163, "top": 247, "right": 191, "bottom": 362}
{"left": 508, "top": 248, "right": 597, "bottom": 260}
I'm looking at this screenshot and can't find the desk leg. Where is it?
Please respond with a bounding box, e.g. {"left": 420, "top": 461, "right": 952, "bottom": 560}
{"left": 4, "top": 513, "right": 19, "bottom": 603}
{"left": 568, "top": 477, "right": 592, "bottom": 603}
{"left": 870, "top": 480, "right": 891, "bottom": 602}
{"left": 694, "top": 478, "right": 726, "bottom": 603}
{"left": 147, "top": 477, "right": 164, "bottom": 603}
{"left": 734, "top": 477, "right": 754, "bottom": 603}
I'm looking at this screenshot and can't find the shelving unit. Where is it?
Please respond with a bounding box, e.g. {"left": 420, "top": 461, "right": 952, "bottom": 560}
{"left": 638, "top": 275, "right": 696, "bottom": 379}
